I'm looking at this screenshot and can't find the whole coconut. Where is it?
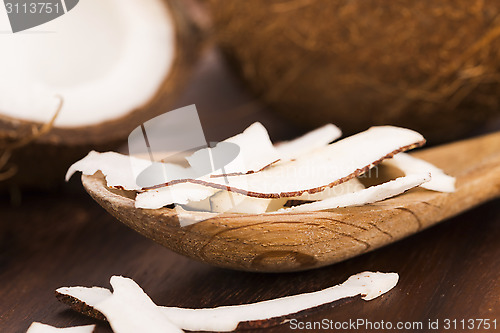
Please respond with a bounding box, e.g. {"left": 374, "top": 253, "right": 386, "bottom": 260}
{"left": 208, "top": 0, "right": 500, "bottom": 143}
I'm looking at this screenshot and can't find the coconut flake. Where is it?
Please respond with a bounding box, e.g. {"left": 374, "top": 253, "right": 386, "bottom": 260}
{"left": 66, "top": 151, "right": 196, "bottom": 191}
{"left": 282, "top": 173, "right": 431, "bottom": 212}
{"left": 292, "top": 178, "right": 365, "bottom": 201}
{"left": 209, "top": 191, "right": 274, "bottom": 214}
{"left": 66, "top": 151, "right": 151, "bottom": 190}
{"left": 26, "top": 323, "right": 95, "bottom": 333}
{"left": 134, "top": 183, "right": 216, "bottom": 209}
{"left": 190, "top": 122, "right": 279, "bottom": 177}
{"left": 383, "top": 153, "right": 456, "bottom": 193}
{"left": 56, "top": 286, "right": 112, "bottom": 306}
{"left": 145, "top": 126, "right": 425, "bottom": 198}
{"left": 93, "top": 276, "right": 182, "bottom": 333}
{"left": 57, "top": 272, "right": 398, "bottom": 332}
{"left": 161, "top": 271, "right": 398, "bottom": 331}
{"left": 275, "top": 123, "right": 342, "bottom": 160}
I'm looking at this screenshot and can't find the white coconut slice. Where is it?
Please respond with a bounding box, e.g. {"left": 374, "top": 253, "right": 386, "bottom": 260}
{"left": 66, "top": 151, "right": 196, "bottom": 191}
{"left": 274, "top": 123, "right": 342, "bottom": 160}
{"left": 383, "top": 153, "right": 456, "bottom": 193}
{"left": 282, "top": 173, "right": 431, "bottom": 212}
{"left": 26, "top": 323, "right": 95, "bottom": 333}
{"left": 292, "top": 178, "right": 365, "bottom": 201}
{"left": 135, "top": 183, "right": 216, "bottom": 209}
{"left": 56, "top": 286, "right": 112, "bottom": 306}
{"left": 160, "top": 271, "right": 399, "bottom": 331}
{"left": 0, "top": 0, "right": 174, "bottom": 127}
{"left": 66, "top": 151, "right": 147, "bottom": 190}
{"left": 207, "top": 123, "right": 342, "bottom": 177}
{"left": 145, "top": 126, "right": 425, "bottom": 198}
{"left": 94, "top": 276, "right": 182, "bottom": 333}
{"left": 57, "top": 272, "right": 398, "bottom": 332}
{"left": 189, "top": 122, "right": 279, "bottom": 176}
{"left": 209, "top": 191, "right": 273, "bottom": 214}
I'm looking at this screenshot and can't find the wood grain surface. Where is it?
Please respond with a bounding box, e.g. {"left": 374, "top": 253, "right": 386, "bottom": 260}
{"left": 1, "top": 49, "right": 499, "bottom": 332}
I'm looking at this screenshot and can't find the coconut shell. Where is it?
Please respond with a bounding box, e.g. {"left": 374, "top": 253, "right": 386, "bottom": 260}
{"left": 0, "top": 0, "right": 205, "bottom": 189}
{"left": 208, "top": 0, "right": 500, "bottom": 143}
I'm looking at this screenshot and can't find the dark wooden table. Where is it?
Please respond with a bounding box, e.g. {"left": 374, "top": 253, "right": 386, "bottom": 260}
{"left": 1, "top": 49, "right": 499, "bottom": 333}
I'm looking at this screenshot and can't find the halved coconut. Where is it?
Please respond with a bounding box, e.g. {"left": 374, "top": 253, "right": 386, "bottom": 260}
{"left": 56, "top": 272, "right": 398, "bottom": 332}
{"left": 0, "top": 0, "right": 203, "bottom": 188}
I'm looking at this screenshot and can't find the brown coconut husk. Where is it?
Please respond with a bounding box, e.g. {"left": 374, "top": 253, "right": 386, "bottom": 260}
{"left": 208, "top": 0, "right": 500, "bottom": 143}
{"left": 0, "top": 0, "right": 206, "bottom": 190}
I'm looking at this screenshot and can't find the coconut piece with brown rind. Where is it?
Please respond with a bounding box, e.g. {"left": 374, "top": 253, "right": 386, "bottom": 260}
{"left": 93, "top": 276, "right": 183, "bottom": 333}
{"left": 282, "top": 173, "right": 431, "bottom": 212}
{"left": 56, "top": 271, "right": 398, "bottom": 332}
{"left": 142, "top": 126, "right": 426, "bottom": 198}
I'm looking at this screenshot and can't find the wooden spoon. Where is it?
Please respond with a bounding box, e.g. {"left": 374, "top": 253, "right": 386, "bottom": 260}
{"left": 81, "top": 131, "right": 500, "bottom": 272}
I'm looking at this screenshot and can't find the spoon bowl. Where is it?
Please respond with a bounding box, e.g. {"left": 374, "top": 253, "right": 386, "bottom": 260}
{"left": 82, "top": 131, "right": 500, "bottom": 272}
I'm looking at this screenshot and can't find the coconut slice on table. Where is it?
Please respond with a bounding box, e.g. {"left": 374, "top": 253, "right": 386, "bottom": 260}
{"left": 26, "top": 323, "right": 95, "bottom": 333}
{"left": 93, "top": 276, "right": 183, "bottom": 333}
{"left": 56, "top": 272, "right": 398, "bottom": 332}
{"left": 383, "top": 153, "right": 456, "bottom": 193}
{"left": 0, "top": 0, "right": 202, "bottom": 188}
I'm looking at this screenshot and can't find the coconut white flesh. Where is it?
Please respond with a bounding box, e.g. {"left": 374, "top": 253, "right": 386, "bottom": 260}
{"left": 146, "top": 126, "right": 425, "bottom": 198}
{"left": 66, "top": 151, "right": 195, "bottom": 191}
{"left": 26, "top": 323, "right": 95, "bottom": 333}
{"left": 383, "top": 153, "right": 456, "bottom": 193}
{"left": 274, "top": 123, "right": 342, "bottom": 161}
{"left": 282, "top": 173, "right": 431, "bottom": 212}
{"left": 56, "top": 286, "right": 112, "bottom": 306}
{"left": 94, "top": 276, "right": 182, "bottom": 333}
{"left": 207, "top": 123, "right": 342, "bottom": 177}
{"left": 66, "top": 151, "right": 151, "bottom": 190}
{"left": 135, "top": 183, "right": 216, "bottom": 209}
{"left": 209, "top": 190, "right": 273, "bottom": 214}
{"left": 0, "top": 0, "right": 174, "bottom": 127}
{"left": 58, "top": 272, "right": 398, "bottom": 332}
{"left": 188, "top": 122, "right": 279, "bottom": 176}
{"left": 161, "top": 271, "right": 399, "bottom": 331}
{"left": 291, "top": 178, "right": 365, "bottom": 201}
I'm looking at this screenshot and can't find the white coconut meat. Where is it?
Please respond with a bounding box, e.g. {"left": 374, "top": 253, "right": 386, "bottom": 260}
{"left": 94, "top": 276, "right": 182, "bottom": 333}
{"left": 282, "top": 173, "right": 431, "bottom": 212}
{"left": 57, "top": 272, "right": 398, "bottom": 332}
{"left": 206, "top": 122, "right": 342, "bottom": 177}
{"left": 0, "top": 0, "right": 174, "bottom": 127}
{"left": 26, "top": 323, "right": 95, "bottom": 333}
{"left": 291, "top": 178, "right": 365, "bottom": 201}
{"left": 274, "top": 123, "right": 342, "bottom": 160}
{"left": 188, "top": 122, "right": 279, "bottom": 176}
{"left": 145, "top": 126, "right": 426, "bottom": 198}
{"left": 383, "top": 153, "right": 456, "bottom": 193}
{"left": 135, "top": 183, "right": 216, "bottom": 209}
{"left": 66, "top": 151, "right": 152, "bottom": 190}
{"left": 209, "top": 190, "right": 274, "bottom": 214}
